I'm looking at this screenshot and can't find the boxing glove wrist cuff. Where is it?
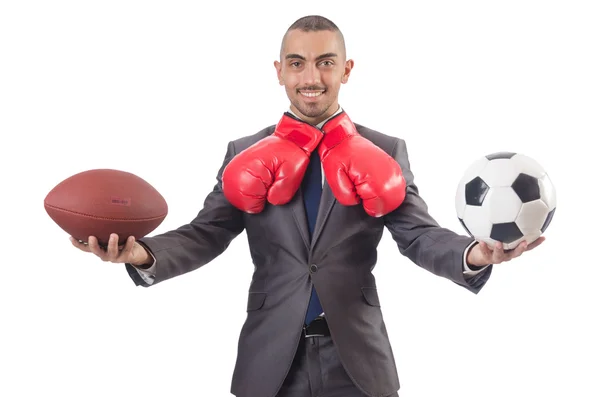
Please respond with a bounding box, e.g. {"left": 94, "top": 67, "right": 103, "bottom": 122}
{"left": 274, "top": 113, "right": 324, "bottom": 154}
{"left": 319, "top": 112, "right": 358, "bottom": 154}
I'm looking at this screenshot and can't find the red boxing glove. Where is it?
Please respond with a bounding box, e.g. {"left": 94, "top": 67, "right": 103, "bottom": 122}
{"left": 222, "top": 113, "right": 323, "bottom": 213}
{"left": 318, "top": 112, "right": 407, "bottom": 217}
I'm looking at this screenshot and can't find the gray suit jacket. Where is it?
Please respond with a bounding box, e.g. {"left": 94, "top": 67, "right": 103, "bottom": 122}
{"left": 126, "top": 119, "right": 492, "bottom": 397}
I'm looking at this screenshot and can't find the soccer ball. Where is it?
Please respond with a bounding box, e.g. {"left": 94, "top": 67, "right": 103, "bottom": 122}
{"left": 455, "top": 152, "right": 556, "bottom": 250}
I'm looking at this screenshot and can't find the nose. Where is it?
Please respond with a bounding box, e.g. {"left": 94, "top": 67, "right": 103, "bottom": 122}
{"left": 302, "top": 64, "right": 320, "bottom": 87}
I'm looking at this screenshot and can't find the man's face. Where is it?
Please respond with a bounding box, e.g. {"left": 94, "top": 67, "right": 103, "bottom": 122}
{"left": 274, "top": 29, "right": 354, "bottom": 125}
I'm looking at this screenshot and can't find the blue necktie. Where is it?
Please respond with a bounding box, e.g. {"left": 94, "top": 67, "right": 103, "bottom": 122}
{"left": 303, "top": 150, "right": 324, "bottom": 325}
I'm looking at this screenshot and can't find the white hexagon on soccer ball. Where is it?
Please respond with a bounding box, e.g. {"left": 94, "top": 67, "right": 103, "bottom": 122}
{"left": 510, "top": 153, "right": 547, "bottom": 179}
{"left": 516, "top": 200, "right": 550, "bottom": 236}
{"left": 479, "top": 158, "right": 520, "bottom": 187}
{"left": 538, "top": 173, "right": 557, "bottom": 210}
{"left": 461, "top": 204, "right": 493, "bottom": 239}
{"left": 481, "top": 186, "right": 523, "bottom": 224}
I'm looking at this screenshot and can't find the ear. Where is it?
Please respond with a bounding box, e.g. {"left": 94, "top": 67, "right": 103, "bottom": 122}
{"left": 341, "top": 59, "right": 354, "bottom": 84}
{"left": 274, "top": 60, "right": 284, "bottom": 86}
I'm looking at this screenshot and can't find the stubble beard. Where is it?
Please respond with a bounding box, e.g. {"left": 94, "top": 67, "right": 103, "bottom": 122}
{"left": 291, "top": 97, "right": 331, "bottom": 120}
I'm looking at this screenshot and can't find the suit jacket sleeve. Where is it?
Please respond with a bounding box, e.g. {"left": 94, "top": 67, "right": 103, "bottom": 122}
{"left": 125, "top": 141, "right": 245, "bottom": 287}
{"left": 383, "top": 138, "right": 492, "bottom": 294}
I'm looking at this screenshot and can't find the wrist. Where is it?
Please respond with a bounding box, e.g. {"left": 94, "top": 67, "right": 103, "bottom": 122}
{"left": 131, "top": 243, "right": 153, "bottom": 267}
{"left": 275, "top": 114, "right": 323, "bottom": 153}
{"left": 466, "top": 262, "right": 485, "bottom": 271}
{"left": 466, "top": 242, "right": 485, "bottom": 269}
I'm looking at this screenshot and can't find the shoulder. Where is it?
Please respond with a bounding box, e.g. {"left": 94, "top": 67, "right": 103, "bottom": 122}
{"left": 228, "top": 125, "right": 275, "bottom": 154}
{"left": 354, "top": 123, "right": 405, "bottom": 157}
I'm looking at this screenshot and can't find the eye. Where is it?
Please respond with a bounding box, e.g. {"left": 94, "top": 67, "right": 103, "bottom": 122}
{"left": 289, "top": 61, "right": 302, "bottom": 68}
{"left": 320, "top": 60, "right": 334, "bottom": 67}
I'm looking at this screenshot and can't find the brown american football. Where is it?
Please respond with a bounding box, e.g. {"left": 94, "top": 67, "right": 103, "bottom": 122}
{"left": 44, "top": 169, "right": 168, "bottom": 246}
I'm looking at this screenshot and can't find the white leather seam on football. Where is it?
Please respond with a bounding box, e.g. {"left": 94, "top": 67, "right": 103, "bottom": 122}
{"left": 44, "top": 203, "right": 168, "bottom": 221}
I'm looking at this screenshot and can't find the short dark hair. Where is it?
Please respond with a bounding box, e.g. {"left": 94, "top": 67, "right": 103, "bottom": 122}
{"left": 287, "top": 15, "right": 341, "bottom": 33}
{"left": 280, "top": 15, "right": 346, "bottom": 58}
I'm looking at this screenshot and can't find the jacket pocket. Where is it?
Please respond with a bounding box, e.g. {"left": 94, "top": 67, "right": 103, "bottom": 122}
{"left": 247, "top": 292, "right": 267, "bottom": 312}
{"left": 361, "top": 287, "right": 381, "bottom": 307}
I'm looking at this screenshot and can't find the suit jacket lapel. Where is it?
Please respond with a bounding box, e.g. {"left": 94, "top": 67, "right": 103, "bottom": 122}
{"left": 288, "top": 181, "right": 336, "bottom": 253}
{"left": 290, "top": 187, "right": 311, "bottom": 251}
{"left": 310, "top": 181, "right": 336, "bottom": 251}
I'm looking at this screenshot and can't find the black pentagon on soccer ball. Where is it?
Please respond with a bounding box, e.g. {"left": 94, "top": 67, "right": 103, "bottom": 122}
{"left": 541, "top": 207, "right": 556, "bottom": 233}
{"left": 490, "top": 222, "right": 523, "bottom": 244}
{"left": 486, "top": 151, "right": 516, "bottom": 160}
{"left": 512, "top": 173, "right": 541, "bottom": 203}
{"left": 465, "top": 177, "right": 489, "bottom": 206}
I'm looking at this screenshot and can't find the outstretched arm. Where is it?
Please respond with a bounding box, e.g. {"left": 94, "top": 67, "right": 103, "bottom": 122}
{"left": 383, "top": 138, "right": 492, "bottom": 294}
{"left": 126, "top": 141, "right": 245, "bottom": 287}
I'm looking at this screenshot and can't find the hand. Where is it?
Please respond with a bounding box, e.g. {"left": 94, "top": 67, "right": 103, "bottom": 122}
{"left": 319, "top": 112, "right": 406, "bottom": 217}
{"left": 70, "top": 233, "right": 152, "bottom": 267}
{"left": 466, "top": 237, "right": 546, "bottom": 267}
{"left": 222, "top": 113, "right": 323, "bottom": 213}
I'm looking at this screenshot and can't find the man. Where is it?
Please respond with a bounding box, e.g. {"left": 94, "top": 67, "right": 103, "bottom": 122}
{"left": 72, "top": 15, "right": 544, "bottom": 397}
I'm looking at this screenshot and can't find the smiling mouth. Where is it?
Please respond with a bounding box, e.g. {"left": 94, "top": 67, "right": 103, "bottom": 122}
{"left": 299, "top": 90, "right": 325, "bottom": 98}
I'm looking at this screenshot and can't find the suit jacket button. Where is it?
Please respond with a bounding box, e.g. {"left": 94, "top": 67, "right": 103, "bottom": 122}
{"left": 310, "top": 264, "right": 318, "bottom": 273}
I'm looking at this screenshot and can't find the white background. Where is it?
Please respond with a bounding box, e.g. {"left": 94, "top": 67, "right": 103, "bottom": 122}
{"left": 1, "top": 1, "right": 599, "bottom": 396}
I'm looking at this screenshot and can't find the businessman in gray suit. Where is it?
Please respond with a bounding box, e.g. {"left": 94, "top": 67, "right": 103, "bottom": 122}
{"left": 72, "top": 14, "right": 544, "bottom": 397}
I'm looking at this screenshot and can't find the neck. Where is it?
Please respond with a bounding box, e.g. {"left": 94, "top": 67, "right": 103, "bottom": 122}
{"left": 289, "top": 104, "right": 340, "bottom": 126}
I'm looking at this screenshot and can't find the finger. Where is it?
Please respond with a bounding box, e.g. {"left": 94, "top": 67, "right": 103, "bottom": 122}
{"left": 477, "top": 240, "right": 493, "bottom": 258}
{"left": 88, "top": 236, "right": 108, "bottom": 260}
{"left": 510, "top": 240, "right": 528, "bottom": 258}
{"left": 105, "top": 234, "right": 120, "bottom": 260}
{"left": 70, "top": 237, "right": 91, "bottom": 252}
{"left": 526, "top": 236, "right": 545, "bottom": 251}
{"left": 117, "top": 236, "right": 136, "bottom": 262}
{"left": 492, "top": 241, "right": 507, "bottom": 263}
{"left": 472, "top": 240, "right": 497, "bottom": 265}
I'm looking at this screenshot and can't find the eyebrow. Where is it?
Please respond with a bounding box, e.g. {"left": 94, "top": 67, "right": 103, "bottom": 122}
{"left": 285, "top": 52, "right": 338, "bottom": 61}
